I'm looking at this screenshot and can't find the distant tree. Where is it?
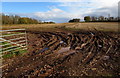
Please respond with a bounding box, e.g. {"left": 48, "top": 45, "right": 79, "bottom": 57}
{"left": 109, "top": 17, "right": 114, "bottom": 21}
{"left": 91, "top": 16, "right": 97, "bottom": 22}
{"left": 69, "top": 20, "right": 74, "bottom": 22}
{"left": 83, "top": 15, "right": 119, "bottom": 22}
{"left": 43, "top": 21, "right": 55, "bottom": 24}
{"left": 69, "top": 19, "right": 80, "bottom": 23}
{"left": 0, "top": 13, "right": 2, "bottom": 24}
{"left": 98, "top": 16, "right": 104, "bottom": 21}
{"left": 2, "top": 14, "right": 40, "bottom": 24}
{"left": 4, "top": 15, "right": 13, "bottom": 24}
{"left": 18, "top": 17, "right": 39, "bottom": 24}
{"left": 13, "top": 15, "right": 20, "bottom": 24}
{"left": 104, "top": 17, "right": 108, "bottom": 21}
{"left": 49, "top": 21, "right": 55, "bottom": 24}
{"left": 84, "top": 16, "right": 91, "bottom": 22}
{"left": 18, "top": 18, "right": 27, "bottom": 24}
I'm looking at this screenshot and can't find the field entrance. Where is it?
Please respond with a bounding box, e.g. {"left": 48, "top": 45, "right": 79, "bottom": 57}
{"left": 0, "top": 29, "right": 28, "bottom": 59}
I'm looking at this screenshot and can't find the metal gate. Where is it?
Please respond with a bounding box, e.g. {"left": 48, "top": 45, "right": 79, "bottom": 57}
{"left": 0, "top": 29, "right": 27, "bottom": 58}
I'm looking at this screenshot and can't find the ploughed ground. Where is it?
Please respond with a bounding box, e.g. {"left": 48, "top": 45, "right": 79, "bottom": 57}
{"left": 2, "top": 30, "right": 120, "bottom": 77}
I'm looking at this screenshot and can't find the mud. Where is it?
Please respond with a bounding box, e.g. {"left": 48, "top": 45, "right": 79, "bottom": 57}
{"left": 2, "top": 30, "right": 120, "bottom": 77}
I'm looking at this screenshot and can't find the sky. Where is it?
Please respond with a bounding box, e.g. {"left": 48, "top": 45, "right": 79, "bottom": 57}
{"left": 1, "top": 0, "right": 120, "bottom": 23}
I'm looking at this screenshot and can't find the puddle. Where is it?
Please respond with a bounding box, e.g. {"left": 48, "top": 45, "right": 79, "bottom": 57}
{"left": 58, "top": 47, "right": 70, "bottom": 53}
{"left": 60, "top": 41, "right": 64, "bottom": 44}
{"left": 39, "top": 47, "right": 49, "bottom": 53}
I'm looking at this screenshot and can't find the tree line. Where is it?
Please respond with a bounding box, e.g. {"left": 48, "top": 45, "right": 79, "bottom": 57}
{"left": 84, "top": 16, "right": 119, "bottom": 22}
{"left": 69, "top": 16, "right": 119, "bottom": 23}
{"left": 2, "top": 14, "right": 55, "bottom": 25}
{"left": 69, "top": 19, "right": 80, "bottom": 23}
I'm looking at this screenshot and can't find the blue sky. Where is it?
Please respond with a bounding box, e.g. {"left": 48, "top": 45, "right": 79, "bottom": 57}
{"left": 2, "top": 0, "right": 119, "bottom": 23}
{"left": 2, "top": 2, "right": 60, "bottom": 13}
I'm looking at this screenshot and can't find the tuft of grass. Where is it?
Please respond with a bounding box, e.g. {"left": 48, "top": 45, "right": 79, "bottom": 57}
{"left": 2, "top": 49, "right": 27, "bottom": 59}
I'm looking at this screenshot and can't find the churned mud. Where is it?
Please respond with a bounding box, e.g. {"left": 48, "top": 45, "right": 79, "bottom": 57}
{"left": 2, "top": 30, "right": 120, "bottom": 77}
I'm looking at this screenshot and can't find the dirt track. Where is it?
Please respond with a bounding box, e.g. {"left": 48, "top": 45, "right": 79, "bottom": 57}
{"left": 2, "top": 30, "right": 120, "bottom": 77}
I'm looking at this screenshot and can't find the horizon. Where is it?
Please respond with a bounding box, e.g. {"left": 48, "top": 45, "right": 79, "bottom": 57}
{"left": 2, "top": 0, "right": 119, "bottom": 23}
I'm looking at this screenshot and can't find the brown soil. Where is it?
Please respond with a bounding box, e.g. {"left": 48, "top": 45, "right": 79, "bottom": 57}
{"left": 2, "top": 30, "right": 120, "bottom": 77}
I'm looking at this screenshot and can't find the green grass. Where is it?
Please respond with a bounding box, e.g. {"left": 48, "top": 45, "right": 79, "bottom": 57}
{"left": 2, "top": 49, "right": 27, "bottom": 59}
{"left": 0, "top": 42, "right": 16, "bottom": 51}
{"left": 0, "top": 41, "right": 27, "bottom": 59}
{"left": 0, "top": 42, "right": 8, "bottom": 45}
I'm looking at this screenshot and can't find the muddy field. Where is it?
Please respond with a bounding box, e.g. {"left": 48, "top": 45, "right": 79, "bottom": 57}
{"left": 2, "top": 29, "right": 120, "bottom": 77}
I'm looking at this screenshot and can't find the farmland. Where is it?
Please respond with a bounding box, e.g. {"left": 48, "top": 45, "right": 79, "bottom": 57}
{"left": 2, "top": 22, "right": 118, "bottom": 32}
{"left": 1, "top": 22, "right": 120, "bottom": 77}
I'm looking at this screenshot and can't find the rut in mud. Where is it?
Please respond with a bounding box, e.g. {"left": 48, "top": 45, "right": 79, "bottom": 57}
{"left": 2, "top": 30, "right": 120, "bottom": 77}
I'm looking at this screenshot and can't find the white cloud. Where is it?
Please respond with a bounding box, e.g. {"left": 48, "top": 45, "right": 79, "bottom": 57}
{"left": 33, "top": 8, "right": 82, "bottom": 23}
{"left": 3, "top": 0, "right": 119, "bottom": 23}
{"left": 34, "top": 8, "right": 66, "bottom": 18}
{"left": 28, "top": 0, "right": 119, "bottom": 23}
{"left": 57, "top": 0, "right": 119, "bottom": 18}
{"left": 83, "top": 0, "right": 119, "bottom": 17}
{"left": 86, "top": 5, "right": 118, "bottom": 17}
{"left": 92, "top": 0, "right": 119, "bottom": 7}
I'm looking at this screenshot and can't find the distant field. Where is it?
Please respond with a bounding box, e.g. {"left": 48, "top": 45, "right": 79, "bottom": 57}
{"left": 2, "top": 22, "right": 118, "bottom": 32}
